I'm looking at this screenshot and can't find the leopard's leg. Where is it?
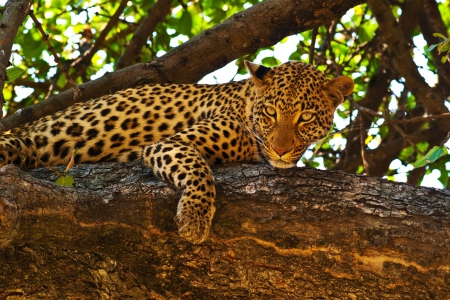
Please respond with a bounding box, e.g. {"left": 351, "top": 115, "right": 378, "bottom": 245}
{"left": 143, "top": 140, "right": 216, "bottom": 244}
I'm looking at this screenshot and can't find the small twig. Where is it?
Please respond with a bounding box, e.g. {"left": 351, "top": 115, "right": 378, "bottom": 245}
{"left": 71, "top": 0, "right": 128, "bottom": 74}
{"left": 387, "top": 113, "right": 450, "bottom": 125}
{"left": 352, "top": 98, "right": 450, "bottom": 125}
{"left": 117, "top": 0, "right": 172, "bottom": 69}
{"left": 440, "top": 131, "right": 450, "bottom": 148}
{"left": 359, "top": 113, "right": 370, "bottom": 175}
{"left": 0, "top": 144, "right": 64, "bottom": 177}
{"left": 28, "top": 9, "right": 82, "bottom": 100}
{"left": 391, "top": 122, "right": 415, "bottom": 148}
{"left": 309, "top": 27, "right": 318, "bottom": 65}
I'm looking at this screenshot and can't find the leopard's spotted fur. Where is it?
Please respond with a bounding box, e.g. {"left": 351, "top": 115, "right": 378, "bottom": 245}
{"left": 0, "top": 61, "right": 354, "bottom": 244}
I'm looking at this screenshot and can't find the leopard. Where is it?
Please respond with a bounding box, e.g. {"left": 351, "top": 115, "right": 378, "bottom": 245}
{"left": 0, "top": 60, "right": 354, "bottom": 244}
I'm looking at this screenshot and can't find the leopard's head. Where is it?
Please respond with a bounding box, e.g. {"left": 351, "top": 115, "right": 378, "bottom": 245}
{"left": 245, "top": 60, "right": 354, "bottom": 169}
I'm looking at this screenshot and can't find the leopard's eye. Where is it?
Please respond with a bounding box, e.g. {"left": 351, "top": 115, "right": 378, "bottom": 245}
{"left": 298, "top": 112, "right": 315, "bottom": 123}
{"left": 264, "top": 106, "right": 277, "bottom": 118}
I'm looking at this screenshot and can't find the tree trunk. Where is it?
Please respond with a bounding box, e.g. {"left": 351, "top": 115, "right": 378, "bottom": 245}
{"left": 1, "top": 163, "right": 449, "bottom": 299}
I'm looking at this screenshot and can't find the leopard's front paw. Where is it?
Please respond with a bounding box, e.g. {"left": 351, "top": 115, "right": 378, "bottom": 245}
{"left": 175, "top": 197, "right": 215, "bottom": 244}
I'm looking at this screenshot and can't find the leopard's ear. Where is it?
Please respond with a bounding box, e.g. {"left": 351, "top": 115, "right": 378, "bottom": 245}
{"left": 323, "top": 76, "right": 354, "bottom": 107}
{"left": 244, "top": 60, "right": 272, "bottom": 88}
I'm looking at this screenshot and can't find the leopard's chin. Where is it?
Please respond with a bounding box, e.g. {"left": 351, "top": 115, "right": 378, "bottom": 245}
{"left": 267, "top": 158, "right": 297, "bottom": 169}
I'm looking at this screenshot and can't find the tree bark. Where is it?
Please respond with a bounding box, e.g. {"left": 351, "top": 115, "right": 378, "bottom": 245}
{"left": 1, "top": 162, "right": 449, "bottom": 299}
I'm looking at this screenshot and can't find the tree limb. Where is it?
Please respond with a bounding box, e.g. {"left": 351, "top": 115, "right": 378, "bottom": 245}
{"left": 69, "top": 0, "right": 129, "bottom": 78}
{"left": 368, "top": 0, "right": 449, "bottom": 119}
{"left": 419, "top": 0, "right": 450, "bottom": 91}
{"left": 1, "top": 0, "right": 366, "bottom": 131}
{"left": 0, "top": 0, "right": 33, "bottom": 133}
{"left": 117, "top": 0, "right": 173, "bottom": 69}
{"left": 0, "top": 162, "right": 449, "bottom": 297}
{"left": 335, "top": 126, "right": 441, "bottom": 172}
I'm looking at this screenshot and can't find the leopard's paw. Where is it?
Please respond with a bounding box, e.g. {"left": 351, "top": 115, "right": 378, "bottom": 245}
{"left": 175, "top": 197, "right": 215, "bottom": 244}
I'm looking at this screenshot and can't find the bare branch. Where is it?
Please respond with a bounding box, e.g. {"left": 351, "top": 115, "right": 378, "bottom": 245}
{"left": 117, "top": 0, "right": 173, "bottom": 69}
{"left": 69, "top": 0, "right": 129, "bottom": 77}
{"left": 28, "top": 9, "right": 82, "bottom": 101}
{"left": 336, "top": 127, "right": 441, "bottom": 172}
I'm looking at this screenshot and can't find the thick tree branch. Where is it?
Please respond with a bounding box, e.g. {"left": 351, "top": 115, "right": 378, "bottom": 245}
{"left": 117, "top": 0, "right": 172, "bottom": 69}
{"left": 1, "top": 0, "right": 365, "bottom": 131}
{"left": 0, "top": 0, "right": 32, "bottom": 133}
{"left": 0, "top": 162, "right": 449, "bottom": 297}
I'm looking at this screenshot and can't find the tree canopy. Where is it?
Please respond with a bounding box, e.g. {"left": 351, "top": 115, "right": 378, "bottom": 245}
{"left": 1, "top": 0, "right": 450, "bottom": 188}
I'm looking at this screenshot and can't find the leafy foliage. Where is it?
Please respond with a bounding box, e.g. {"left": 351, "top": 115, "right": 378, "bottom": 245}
{"left": 2, "top": 0, "right": 450, "bottom": 188}
{"left": 427, "top": 33, "right": 450, "bottom": 63}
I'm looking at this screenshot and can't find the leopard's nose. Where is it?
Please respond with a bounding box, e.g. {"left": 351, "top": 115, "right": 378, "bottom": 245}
{"left": 272, "top": 146, "right": 292, "bottom": 157}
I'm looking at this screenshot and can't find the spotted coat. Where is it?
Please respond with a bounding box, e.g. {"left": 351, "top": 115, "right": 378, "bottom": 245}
{"left": 0, "top": 61, "right": 354, "bottom": 244}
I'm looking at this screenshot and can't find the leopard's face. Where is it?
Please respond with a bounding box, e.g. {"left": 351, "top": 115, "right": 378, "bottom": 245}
{"left": 245, "top": 61, "right": 354, "bottom": 168}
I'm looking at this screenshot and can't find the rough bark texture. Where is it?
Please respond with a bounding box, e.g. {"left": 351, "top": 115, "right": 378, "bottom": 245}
{"left": 1, "top": 162, "right": 449, "bottom": 299}
{"left": 1, "top": 0, "right": 365, "bottom": 131}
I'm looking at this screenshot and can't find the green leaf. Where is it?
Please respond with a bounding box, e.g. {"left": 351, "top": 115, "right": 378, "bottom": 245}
{"left": 413, "top": 146, "right": 447, "bottom": 168}
{"left": 261, "top": 57, "right": 280, "bottom": 67}
{"left": 55, "top": 175, "right": 75, "bottom": 187}
{"left": 433, "top": 32, "right": 447, "bottom": 39}
{"left": 5, "top": 67, "right": 24, "bottom": 83}
{"left": 441, "top": 55, "right": 448, "bottom": 64}
{"left": 438, "top": 43, "right": 449, "bottom": 53}
{"left": 425, "top": 44, "right": 438, "bottom": 53}
{"left": 301, "top": 157, "right": 320, "bottom": 168}
{"left": 178, "top": 10, "right": 193, "bottom": 36}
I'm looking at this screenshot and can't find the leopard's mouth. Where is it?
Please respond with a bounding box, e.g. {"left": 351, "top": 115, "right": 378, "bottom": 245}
{"left": 269, "top": 159, "right": 297, "bottom": 169}
{"left": 260, "top": 144, "right": 303, "bottom": 169}
{"left": 262, "top": 152, "right": 298, "bottom": 169}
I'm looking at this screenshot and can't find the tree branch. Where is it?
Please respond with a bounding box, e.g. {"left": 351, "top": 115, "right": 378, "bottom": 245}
{"left": 0, "top": 162, "right": 449, "bottom": 297}
{"left": 368, "top": 0, "right": 448, "bottom": 118}
{"left": 0, "top": 0, "right": 32, "bottom": 133}
{"left": 1, "top": 0, "right": 365, "bottom": 131}
{"left": 117, "top": 0, "right": 172, "bottom": 69}
{"left": 69, "top": 0, "right": 129, "bottom": 78}
{"left": 335, "top": 127, "right": 441, "bottom": 172}
{"left": 28, "top": 9, "right": 82, "bottom": 100}
{"left": 335, "top": 66, "right": 392, "bottom": 172}
{"left": 419, "top": 0, "right": 450, "bottom": 91}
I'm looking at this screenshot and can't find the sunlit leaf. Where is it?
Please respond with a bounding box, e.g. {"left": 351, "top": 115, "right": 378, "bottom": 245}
{"left": 438, "top": 43, "right": 449, "bottom": 53}
{"left": 5, "top": 67, "right": 24, "bottom": 83}
{"left": 261, "top": 57, "right": 280, "bottom": 67}
{"left": 432, "top": 32, "right": 447, "bottom": 39}
{"left": 55, "top": 175, "right": 75, "bottom": 187}
{"left": 413, "top": 146, "right": 447, "bottom": 168}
